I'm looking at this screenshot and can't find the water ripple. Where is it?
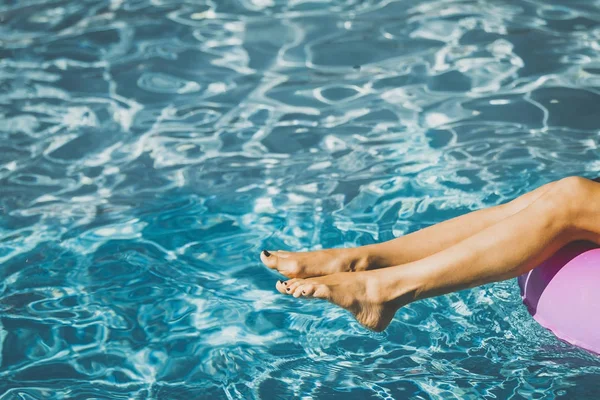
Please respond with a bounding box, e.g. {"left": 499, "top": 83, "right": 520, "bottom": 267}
{"left": 2, "top": 0, "right": 600, "bottom": 398}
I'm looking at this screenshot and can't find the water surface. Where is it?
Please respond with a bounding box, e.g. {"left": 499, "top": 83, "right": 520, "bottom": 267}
{"left": 1, "top": 0, "right": 600, "bottom": 398}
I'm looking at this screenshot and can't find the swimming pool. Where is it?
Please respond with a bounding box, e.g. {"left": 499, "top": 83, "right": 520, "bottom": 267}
{"left": 1, "top": 0, "right": 600, "bottom": 398}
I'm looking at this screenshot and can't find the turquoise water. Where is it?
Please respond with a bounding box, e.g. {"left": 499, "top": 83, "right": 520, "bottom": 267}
{"left": 2, "top": 0, "right": 600, "bottom": 398}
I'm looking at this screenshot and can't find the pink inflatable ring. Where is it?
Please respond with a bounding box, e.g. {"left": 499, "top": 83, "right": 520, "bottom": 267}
{"left": 518, "top": 241, "right": 600, "bottom": 354}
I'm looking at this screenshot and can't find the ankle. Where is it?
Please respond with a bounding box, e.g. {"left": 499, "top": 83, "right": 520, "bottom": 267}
{"left": 344, "top": 247, "right": 372, "bottom": 272}
{"left": 370, "top": 267, "right": 422, "bottom": 306}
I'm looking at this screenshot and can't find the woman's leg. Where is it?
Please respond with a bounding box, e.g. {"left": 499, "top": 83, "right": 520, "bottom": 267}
{"left": 261, "top": 181, "right": 556, "bottom": 278}
{"left": 276, "top": 177, "right": 597, "bottom": 332}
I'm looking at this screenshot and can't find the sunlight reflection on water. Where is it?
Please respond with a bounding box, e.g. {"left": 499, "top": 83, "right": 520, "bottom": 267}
{"left": 1, "top": 0, "right": 600, "bottom": 398}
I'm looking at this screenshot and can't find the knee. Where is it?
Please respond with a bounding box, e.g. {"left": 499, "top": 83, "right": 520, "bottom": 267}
{"left": 550, "top": 176, "right": 600, "bottom": 237}
{"left": 549, "top": 176, "right": 591, "bottom": 216}
{"left": 554, "top": 176, "right": 590, "bottom": 197}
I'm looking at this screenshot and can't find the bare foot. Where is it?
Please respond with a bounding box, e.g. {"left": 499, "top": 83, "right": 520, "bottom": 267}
{"left": 275, "top": 270, "right": 416, "bottom": 332}
{"left": 260, "top": 248, "right": 371, "bottom": 278}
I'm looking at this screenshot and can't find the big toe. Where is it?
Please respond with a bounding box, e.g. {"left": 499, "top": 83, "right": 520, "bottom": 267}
{"left": 260, "top": 250, "right": 301, "bottom": 277}
{"left": 260, "top": 250, "right": 280, "bottom": 269}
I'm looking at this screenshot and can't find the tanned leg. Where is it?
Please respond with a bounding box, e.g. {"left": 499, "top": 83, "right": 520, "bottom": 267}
{"left": 261, "top": 181, "right": 556, "bottom": 278}
{"left": 276, "top": 177, "right": 596, "bottom": 332}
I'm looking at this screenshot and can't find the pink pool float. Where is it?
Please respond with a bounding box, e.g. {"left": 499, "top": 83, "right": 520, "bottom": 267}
{"left": 518, "top": 241, "right": 600, "bottom": 354}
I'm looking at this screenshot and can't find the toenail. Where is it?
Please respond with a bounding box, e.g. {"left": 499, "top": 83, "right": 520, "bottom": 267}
{"left": 283, "top": 281, "right": 288, "bottom": 286}
{"left": 302, "top": 290, "right": 306, "bottom": 295}
{"left": 263, "top": 250, "right": 271, "bottom": 257}
{"left": 278, "top": 280, "right": 283, "bottom": 284}
{"left": 286, "top": 288, "right": 291, "bottom": 292}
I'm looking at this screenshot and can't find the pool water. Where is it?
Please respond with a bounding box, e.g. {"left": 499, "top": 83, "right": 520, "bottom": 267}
{"left": 2, "top": 0, "right": 600, "bottom": 398}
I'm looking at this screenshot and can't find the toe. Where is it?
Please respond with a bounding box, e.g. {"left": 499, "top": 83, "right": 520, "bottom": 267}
{"left": 312, "top": 284, "right": 330, "bottom": 299}
{"left": 293, "top": 286, "right": 304, "bottom": 298}
{"left": 298, "top": 283, "right": 316, "bottom": 297}
{"left": 274, "top": 250, "right": 291, "bottom": 258}
{"left": 260, "top": 250, "right": 279, "bottom": 269}
{"left": 286, "top": 280, "right": 304, "bottom": 294}
{"left": 278, "top": 278, "right": 299, "bottom": 294}
{"left": 292, "top": 283, "right": 314, "bottom": 298}
{"left": 275, "top": 280, "right": 287, "bottom": 294}
{"left": 261, "top": 250, "right": 302, "bottom": 277}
